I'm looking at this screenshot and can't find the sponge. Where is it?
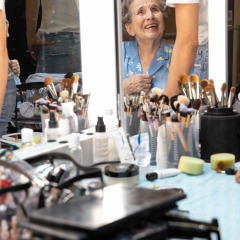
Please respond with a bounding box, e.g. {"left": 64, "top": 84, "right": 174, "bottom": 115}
{"left": 178, "top": 156, "right": 204, "bottom": 175}
{"left": 210, "top": 153, "right": 235, "bottom": 170}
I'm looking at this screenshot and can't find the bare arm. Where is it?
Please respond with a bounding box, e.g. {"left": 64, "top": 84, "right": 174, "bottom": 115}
{"left": 164, "top": 4, "right": 199, "bottom": 99}
{"left": 0, "top": 10, "right": 8, "bottom": 116}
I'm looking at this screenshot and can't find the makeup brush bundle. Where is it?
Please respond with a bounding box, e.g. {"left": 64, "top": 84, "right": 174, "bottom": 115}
{"left": 42, "top": 73, "right": 90, "bottom": 132}
{"left": 44, "top": 73, "right": 79, "bottom": 102}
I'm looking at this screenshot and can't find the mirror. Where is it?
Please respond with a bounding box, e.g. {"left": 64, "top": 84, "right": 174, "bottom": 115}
{"left": 6, "top": 0, "right": 81, "bottom": 80}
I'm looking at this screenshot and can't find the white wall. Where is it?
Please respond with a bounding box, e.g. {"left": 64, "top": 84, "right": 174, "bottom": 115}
{"left": 79, "top": 0, "right": 118, "bottom": 126}
{"left": 208, "top": 0, "right": 228, "bottom": 97}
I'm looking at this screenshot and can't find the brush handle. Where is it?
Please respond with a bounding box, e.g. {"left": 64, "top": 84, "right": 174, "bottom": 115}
{"left": 172, "top": 122, "right": 189, "bottom": 152}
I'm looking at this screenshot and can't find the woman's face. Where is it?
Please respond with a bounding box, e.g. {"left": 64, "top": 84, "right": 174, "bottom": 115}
{"left": 125, "top": 0, "right": 165, "bottom": 43}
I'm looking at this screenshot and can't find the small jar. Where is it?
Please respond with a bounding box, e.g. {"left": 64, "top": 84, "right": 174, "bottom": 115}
{"left": 104, "top": 163, "right": 139, "bottom": 185}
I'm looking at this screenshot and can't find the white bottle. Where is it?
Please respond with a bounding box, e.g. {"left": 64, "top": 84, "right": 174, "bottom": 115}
{"left": 103, "top": 109, "right": 119, "bottom": 161}
{"left": 93, "top": 116, "right": 109, "bottom": 163}
{"left": 68, "top": 133, "right": 83, "bottom": 165}
{"left": 20, "top": 128, "right": 35, "bottom": 148}
{"left": 46, "top": 112, "right": 61, "bottom": 141}
{"left": 59, "top": 102, "right": 78, "bottom": 136}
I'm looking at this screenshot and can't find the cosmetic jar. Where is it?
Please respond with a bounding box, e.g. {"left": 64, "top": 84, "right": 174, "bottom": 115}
{"left": 104, "top": 163, "right": 139, "bottom": 185}
{"left": 200, "top": 107, "right": 240, "bottom": 162}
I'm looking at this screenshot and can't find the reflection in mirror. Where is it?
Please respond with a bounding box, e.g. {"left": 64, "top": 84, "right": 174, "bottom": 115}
{"left": 5, "top": 0, "right": 84, "bottom": 133}
{"left": 25, "top": 0, "right": 81, "bottom": 74}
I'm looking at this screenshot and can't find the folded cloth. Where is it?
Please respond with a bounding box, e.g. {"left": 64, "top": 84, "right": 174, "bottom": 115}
{"left": 26, "top": 72, "right": 82, "bottom": 84}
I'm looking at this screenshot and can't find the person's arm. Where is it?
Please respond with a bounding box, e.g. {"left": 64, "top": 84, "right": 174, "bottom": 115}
{"left": 163, "top": 4, "right": 199, "bottom": 99}
{"left": 0, "top": 10, "right": 8, "bottom": 116}
{"left": 26, "top": 0, "right": 54, "bottom": 60}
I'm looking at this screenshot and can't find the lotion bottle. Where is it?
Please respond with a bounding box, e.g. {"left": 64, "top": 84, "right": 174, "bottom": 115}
{"left": 68, "top": 133, "right": 83, "bottom": 165}
{"left": 21, "top": 128, "right": 35, "bottom": 148}
{"left": 59, "top": 102, "right": 78, "bottom": 136}
{"left": 46, "top": 112, "right": 61, "bottom": 141}
{"left": 93, "top": 116, "right": 108, "bottom": 163}
{"left": 103, "top": 109, "right": 119, "bottom": 161}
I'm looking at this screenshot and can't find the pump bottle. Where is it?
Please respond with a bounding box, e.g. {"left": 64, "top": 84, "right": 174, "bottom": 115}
{"left": 93, "top": 116, "right": 108, "bottom": 163}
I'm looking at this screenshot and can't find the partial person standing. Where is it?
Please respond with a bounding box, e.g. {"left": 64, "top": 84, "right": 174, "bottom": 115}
{"left": 122, "top": 0, "right": 174, "bottom": 94}
{"left": 0, "top": 20, "right": 21, "bottom": 137}
{"left": 0, "top": 0, "right": 8, "bottom": 116}
{"left": 164, "top": 0, "right": 208, "bottom": 99}
{"left": 26, "top": 0, "right": 81, "bottom": 74}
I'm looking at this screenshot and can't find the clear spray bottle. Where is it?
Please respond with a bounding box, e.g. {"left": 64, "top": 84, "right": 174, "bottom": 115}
{"left": 68, "top": 133, "right": 83, "bottom": 165}
{"left": 93, "top": 116, "right": 108, "bottom": 164}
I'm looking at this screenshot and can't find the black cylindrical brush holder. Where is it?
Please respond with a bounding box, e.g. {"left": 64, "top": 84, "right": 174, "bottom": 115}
{"left": 200, "top": 107, "right": 240, "bottom": 162}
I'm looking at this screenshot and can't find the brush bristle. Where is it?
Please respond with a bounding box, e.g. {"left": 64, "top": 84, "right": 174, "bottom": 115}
{"left": 193, "top": 99, "right": 201, "bottom": 110}
{"left": 204, "top": 84, "right": 214, "bottom": 93}
{"left": 71, "top": 74, "right": 79, "bottom": 83}
{"left": 151, "top": 87, "right": 162, "bottom": 97}
{"left": 44, "top": 76, "right": 53, "bottom": 85}
{"left": 177, "top": 95, "right": 190, "bottom": 107}
{"left": 221, "top": 82, "right": 227, "bottom": 93}
{"left": 179, "top": 73, "right": 190, "bottom": 84}
{"left": 230, "top": 87, "right": 236, "bottom": 93}
{"left": 200, "top": 79, "right": 209, "bottom": 90}
{"left": 209, "top": 79, "right": 214, "bottom": 85}
{"left": 190, "top": 74, "right": 199, "bottom": 83}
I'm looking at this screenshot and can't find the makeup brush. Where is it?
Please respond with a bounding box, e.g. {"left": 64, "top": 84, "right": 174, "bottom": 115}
{"left": 220, "top": 82, "right": 227, "bottom": 107}
{"left": 71, "top": 74, "right": 79, "bottom": 95}
{"left": 151, "top": 87, "right": 162, "bottom": 98}
{"left": 44, "top": 76, "right": 58, "bottom": 100}
{"left": 192, "top": 98, "right": 201, "bottom": 116}
{"left": 177, "top": 95, "right": 190, "bottom": 107}
{"left": 158, "top": 95, "right": 169, "bottom": 112}
{"left": 199, "top": 79, "right": 209, "bottom": 102}
{"left": 177, "top": 78, "right": 187, "bottom": 96}
{"left": 209, "top": 79, "right": 220, "bottom": 107}
{"left": 60, "top": 89, "right": 69, "bottom": 102}
{"left": 164, "top": 110, "right": 174, "bottom": 141}
{"left": 227, "top": 87, "right": 236, "bottom": 108}
{"left": 179, "top": 73, "right": 192, "bottom": 99}
{"left": 190, "top": 74, "right": 199, "bottom": 99}
{"left": 170, "top": 95, "right": 179, "bottom": 112}
{"left": 179, "top": 107, "right": 188, "bottom": 130}
{"left": 204, "top": 84, "right": 214, "bottom": 107}
{"left": 171, "top": 112, "right": 189, "bottom": 152}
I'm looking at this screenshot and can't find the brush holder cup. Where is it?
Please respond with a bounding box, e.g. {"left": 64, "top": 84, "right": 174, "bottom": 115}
{"left": 200, "top": 107, "right": 240, "bottom": 162}
{"left": 124, "top": 110, "right": 140, "bottom": 136}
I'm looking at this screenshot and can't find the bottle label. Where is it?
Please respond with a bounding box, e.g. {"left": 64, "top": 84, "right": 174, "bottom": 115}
{"left": 94, "top": 138, "right": 108, "bottom": 162}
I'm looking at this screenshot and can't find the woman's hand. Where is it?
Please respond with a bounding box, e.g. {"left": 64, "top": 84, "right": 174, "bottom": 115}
{"left": 124, "top": 73, "right": 152, "bottom": 94}
{"left": 9, "top": 59, "right": 20, "bottom": 76}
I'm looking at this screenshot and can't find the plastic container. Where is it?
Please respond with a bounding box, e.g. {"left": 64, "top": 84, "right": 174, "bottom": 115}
{"left": 104, "top": 109, "right": 119, "bottom": 161}
{"left": 104, "top": 163, "right": 139, "bottom": 185}
{"left": 46, "top": 112, "right": 61, "bottom": 141}
{"left": 20, "top": 128, "right": 35, "bottom": 148}
{"left": 59, "top": 102, "right": 78, "bottom": 136}
{"left": 93, "top": 117, "right": 109, "bottom": 163}
{"left": 68, "top": 133, "right": 83, "bottom": 165}
{"left": 200, "top": 107, "right": 240, "bottom": 162}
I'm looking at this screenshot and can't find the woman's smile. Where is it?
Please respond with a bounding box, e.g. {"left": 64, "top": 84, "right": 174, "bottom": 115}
{"left": 125, "top": 0, "right": 165, "bottom": 42}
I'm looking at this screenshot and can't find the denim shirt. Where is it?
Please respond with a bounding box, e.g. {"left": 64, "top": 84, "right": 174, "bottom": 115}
{"left": 122, "top": 39, "right": 174, "bottom": 91}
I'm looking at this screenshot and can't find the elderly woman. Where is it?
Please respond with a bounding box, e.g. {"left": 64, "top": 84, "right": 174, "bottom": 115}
{"left": 122, "top": 0, "right": 173, "bottom": 94}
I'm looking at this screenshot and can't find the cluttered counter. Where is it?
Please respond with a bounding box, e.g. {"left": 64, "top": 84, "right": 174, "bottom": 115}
{"left": 138, "top": 163, "right": 240, "bottom": 240}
